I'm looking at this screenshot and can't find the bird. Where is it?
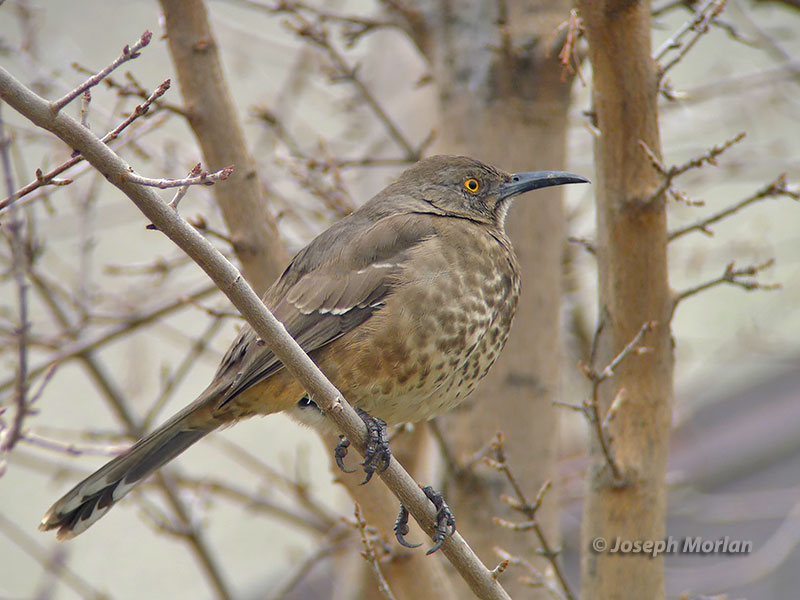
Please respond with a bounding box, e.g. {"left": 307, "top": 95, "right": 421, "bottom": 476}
{"left": 40, "top": 155, "right": 589, "bottom": 544}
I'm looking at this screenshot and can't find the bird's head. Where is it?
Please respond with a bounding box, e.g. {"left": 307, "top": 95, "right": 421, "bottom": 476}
{"left": 396, "top": 155, "right": 589, "bottom": 229}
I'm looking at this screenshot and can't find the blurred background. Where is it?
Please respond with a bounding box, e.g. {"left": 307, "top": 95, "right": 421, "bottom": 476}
{"left": 0, "top": 1, "right": 799, "bottom": 598}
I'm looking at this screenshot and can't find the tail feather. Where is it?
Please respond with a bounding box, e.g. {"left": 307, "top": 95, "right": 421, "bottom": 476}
{"left": 40, "top": 412, "right": 215, "bottom": 541}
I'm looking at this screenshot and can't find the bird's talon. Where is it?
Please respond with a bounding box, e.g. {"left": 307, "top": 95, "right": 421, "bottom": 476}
{"left": 355, "top": 408, "right": 391, "bottom": 480}
{"left": 422, "top": 485, "right": 456, "bottom": 554}
{"left": 334, "top": 435, "right": 356, "bottom": 473}
{"left": 394, "top": 504, "right": 422, "bottom": 548}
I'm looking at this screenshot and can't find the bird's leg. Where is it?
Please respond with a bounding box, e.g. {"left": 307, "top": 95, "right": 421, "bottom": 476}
{"left": 394, "top": 485, "right": 457, "bottom": 554}
{"left": 333, "top": 407, "right": 391, "bottom": 484}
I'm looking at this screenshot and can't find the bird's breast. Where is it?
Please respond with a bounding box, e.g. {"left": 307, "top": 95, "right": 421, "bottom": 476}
{"left": 331, "top": 224, "right": 520, "bottom": 424}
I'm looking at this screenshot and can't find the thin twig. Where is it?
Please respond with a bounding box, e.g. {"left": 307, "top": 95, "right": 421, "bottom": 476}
{"left": 557, "top": 321, "right": 656, "bottom": 484}
{"left": 669, "top": 174, "right": 799, "bottom": 241}
{"left": 2, "top": 79, "right": 171, "bottom": 210}
{"left": 671, "top": 259, "right": 780, "bottom": 319}
{"left": 486, "top": 435, "right": 575, "bottom": 600}
{"left": 353, "top": 503, "right": 397, "bottom": 600}
{"left": 51, "top": 30, "right": 152, "bottom": 113}
{"left": 282, "top": 10, "right": 420, "bottom": 159}
{"left": 0, "top": 284, "right": 219, "bottom": 394}
{"left": 128, "top": 164, "right": 233, "bottom": 190}
{"left": 641, "top": 132, "right": 746, "bottom": 205}
{"left": 267, "top": 524, "right": 351, "bottom": 600}
{"left": 0, "top": 105, "right": 31, "bottom": 466}
{"left": 655, "top": 0, "right": 726, "bottom": 72}
{"left": 0, "top": 513, "right": 106, "bottom": 600}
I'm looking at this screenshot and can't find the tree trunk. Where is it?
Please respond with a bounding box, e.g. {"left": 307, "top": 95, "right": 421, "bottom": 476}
{"left": 576, "top": 1, "right": 674, "bottom": 598}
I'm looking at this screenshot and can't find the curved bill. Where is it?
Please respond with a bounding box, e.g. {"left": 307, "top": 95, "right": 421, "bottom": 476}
{"left": 498, "top": 170, "right": 590, "bottom": 201}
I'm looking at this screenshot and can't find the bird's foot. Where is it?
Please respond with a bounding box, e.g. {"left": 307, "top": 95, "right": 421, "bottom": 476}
{"left": 394, "top": 485, "right": 456, "bottom": 555}
{"left": 333, "top": 408, "right": 391, "bottom": 484}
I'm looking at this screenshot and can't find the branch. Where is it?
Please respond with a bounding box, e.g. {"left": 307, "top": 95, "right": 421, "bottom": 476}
{"left": 556, "top": 321, "right": 656, "bottom": 485}
{"left": 129, "top": 163, "right": 233, "bottom": 189}
{"left": 353, "top": 503, "right": 397, "bottom": 600}
{"left": 672, "top": 259, "right": 780, "bottom": 318}
{"left": 669, "top": 174, "right": 799, "bottom": 241}
{"left": 487, "top": 434, "right": 575, "bottom": 600}
{"left": 0, "top": 284, "right": 219, "bottom": 395}
{"left": 0, "top": 105, "right": 31, "bottom": 468}
{"left": 2, "top": 79, "right": 171, "bottom": 210}
{"left": 641, "top": 132, "right": 746, "bottom": 206}
{"left": 654, "top": 0, "right": 726, "bottom": 77}
{"left": 282, "top": 9, "right": 422, "bottom": 160}
{"left": 0, "top": 66, "right": 512, "bottom": 600}
{"left": 52, "top": 30, "right": 152, "bottom": 113}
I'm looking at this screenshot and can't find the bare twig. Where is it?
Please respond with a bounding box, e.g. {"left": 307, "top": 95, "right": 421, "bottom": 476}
{"left": 546, "top": 8, "right": 586, "bottom": 85}
{"left": 0, "top": 513, "right": 106, "bottom": 600}
{"left": 267, "top": 524, "right": 351, "bottom": 600}
{"left": 72, "top": 65, "right": 187, "bottom": 116}
{"left": 669, "top": 174, "right": 799, "bottom": 241}
{"left": 2, "top": 79, "right": 171, "bottom": 210}
{"left": 654, "top": 0, "right": 726, "bottom": 74}
{"left": 0, "top": 105, "right": 31, "bottom": 467}
{"left": 79, "top": 90, "right": 91, "bottom": 127}
{"left": 0, "top": 283, "right": 219, "bottom": 395}
{"left": 486, "top": 436, "right": 574, "bottom": 600}
{"left": 282, "top": 10, "right": 421, "bottom": 159}
{"left": 557, "top": 321, "right": 656, "bottom": 484}
{"left": 174, "top": 476, "right": 335, "bottom": 534}
{"left": 672, "top": 259, "right": 780, "bottom": 318}
{"left": 18, "top": 430, "right": 129, "bottom": 457}
{"left": 51, "top": 30, "right": 152, "bottom": 113}
{"left": 641, "top": 132, "right": 746, "bottom": 205}
{"left": 353, "top": 503, "right": 397, "bottom": 600}
{"left": 128, "top": 163, "right": 233, "bottom": 189}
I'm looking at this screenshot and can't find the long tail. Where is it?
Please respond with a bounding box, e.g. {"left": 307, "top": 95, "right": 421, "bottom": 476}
{"left": 39, "top": 394, "right": 223, "bottom": 541}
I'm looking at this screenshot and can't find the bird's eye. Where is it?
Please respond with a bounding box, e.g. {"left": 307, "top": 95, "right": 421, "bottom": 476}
{"left": 463, "top": 178, "right": 480, "bottom": 193}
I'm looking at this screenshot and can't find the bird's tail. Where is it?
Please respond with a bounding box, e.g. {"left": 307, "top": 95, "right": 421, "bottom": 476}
{"left": 39, "top": 393, "right": 224, "bottom": 541}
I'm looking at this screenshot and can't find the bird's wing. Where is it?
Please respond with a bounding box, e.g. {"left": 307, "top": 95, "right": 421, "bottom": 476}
{"left": 211, "top": 211, "right": 438, "bottom": 402}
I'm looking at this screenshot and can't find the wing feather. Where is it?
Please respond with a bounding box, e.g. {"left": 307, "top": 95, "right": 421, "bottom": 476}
{"left": 212, "top": 212, "right": 437, "bottom": 401}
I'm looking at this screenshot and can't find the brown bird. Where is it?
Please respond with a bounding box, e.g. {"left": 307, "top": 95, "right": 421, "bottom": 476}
{"left": 40, "top": 155, "right": 588, "bottom": 543}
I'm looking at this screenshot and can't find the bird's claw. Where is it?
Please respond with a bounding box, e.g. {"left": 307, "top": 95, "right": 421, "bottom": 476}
{"left": 393, "top": 503, "right": 422, "bottom": 548}
{"left": 332, "top": 408, "right": 391, "bottom": 483}
{"left": 393, "top": 485, "right": 457, "bottom": 554}
{"left": 334, "top": 435, "right": 356, "bottom": 473}
{"left": 422, "top": 485, "right": 456, "bottom": 555}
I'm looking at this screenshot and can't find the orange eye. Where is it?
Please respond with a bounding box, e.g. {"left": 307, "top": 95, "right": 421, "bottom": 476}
{"left": 464, "top": 178, "right": 480, "bottom": 193}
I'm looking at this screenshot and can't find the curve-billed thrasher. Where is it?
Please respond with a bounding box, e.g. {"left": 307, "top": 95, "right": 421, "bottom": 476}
{"left": 40, "top": 155, "right": 588, "bottom": 544}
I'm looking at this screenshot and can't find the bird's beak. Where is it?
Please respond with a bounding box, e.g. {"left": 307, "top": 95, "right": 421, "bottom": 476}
{"left": 498, "top": 170, "right": 590, "bottom": 201}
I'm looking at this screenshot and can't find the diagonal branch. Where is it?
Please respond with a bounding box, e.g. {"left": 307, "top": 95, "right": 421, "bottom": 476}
{"left": 0, "top": 65, "right": 512, "bottom": 600}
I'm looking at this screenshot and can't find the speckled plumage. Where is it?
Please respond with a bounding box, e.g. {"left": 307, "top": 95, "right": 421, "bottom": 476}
{"left": 40, "top": 155, "right": 588, "bottom": 540}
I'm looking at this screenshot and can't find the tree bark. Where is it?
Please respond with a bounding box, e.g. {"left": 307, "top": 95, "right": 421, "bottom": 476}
{"left": 576, "top": 1, "right": 674, "bottom": 598}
